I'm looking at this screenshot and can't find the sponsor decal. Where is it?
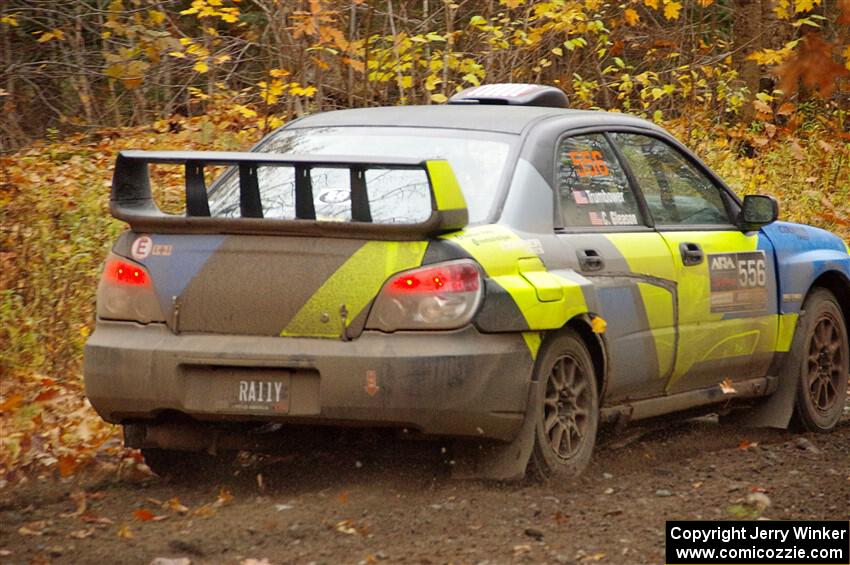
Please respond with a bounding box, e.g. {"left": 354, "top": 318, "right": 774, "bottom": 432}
{"left": 572, "top": 190, "right": 626, "bottom": 206}
{"left": 567, "top": 150, "right": 610, "bottom": 178}
{"left": 708, "top": 251, "right": 769, "bottom": 313}
{"left": 588, "top": 210, "right": 639, "bottom": 226}
{"left": 364, "top": 370, "right": 380, "bottom": 396}
{"left": 130, "top": 235, "right": 152, "bottom": 260}
{"left": 152, "top": 244, "right": 172, "bottom": 257}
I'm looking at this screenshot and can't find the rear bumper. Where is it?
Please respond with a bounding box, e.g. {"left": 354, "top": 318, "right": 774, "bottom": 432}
{"left": 83, "top": 321, "right": 534, "bottom": 441}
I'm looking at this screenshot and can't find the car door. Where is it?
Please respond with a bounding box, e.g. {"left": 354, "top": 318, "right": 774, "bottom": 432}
{"left": 552, "top": 132, "right": 678, "bottom": 403}
{"left": 610, "top": 132, "right": 779, "bottom": 393}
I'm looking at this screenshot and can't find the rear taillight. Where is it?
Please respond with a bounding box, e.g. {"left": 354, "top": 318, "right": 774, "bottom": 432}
{"left": 96, "top": 253, "right": 165, "bottom": 324}
{"left": 366, "top": 259, "right": 483, "bottom": 331}
{"left": 106, "top": 259, "right": 150, "bottom": 286}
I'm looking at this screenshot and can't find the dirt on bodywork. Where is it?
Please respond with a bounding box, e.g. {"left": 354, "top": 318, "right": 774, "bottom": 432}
{"left": 1, "top": 398, "right": 848, "bottom": 565}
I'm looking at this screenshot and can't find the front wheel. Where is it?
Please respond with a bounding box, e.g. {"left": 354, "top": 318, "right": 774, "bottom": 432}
{"left": 528, "top": 330, "right": 599, "bottom": 480}
{"left": 791, "top": 288, "right": 849, "bottom": 432}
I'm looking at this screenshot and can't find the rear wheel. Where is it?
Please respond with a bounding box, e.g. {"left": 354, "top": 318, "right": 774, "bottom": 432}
{"left": 529, "top": 330, "right": 599, "bottom": 480}
{"left": 141, "top": 448, "right": 235, "bottom": 480}
{"left": 791, "top": 288, "right": 849, "bottom": 432}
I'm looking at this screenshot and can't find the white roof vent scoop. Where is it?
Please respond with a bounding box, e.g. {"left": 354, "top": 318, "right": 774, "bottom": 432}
{"left": 448, "top": 83, "right": 568, "bottom": 108}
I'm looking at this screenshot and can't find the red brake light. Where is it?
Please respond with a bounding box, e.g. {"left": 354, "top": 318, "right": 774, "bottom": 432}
{"left": 106, "top": 259, "right": 150, "bottom": 286}
{"left": 388, "top": 262, "right": 480, "bottom": 294}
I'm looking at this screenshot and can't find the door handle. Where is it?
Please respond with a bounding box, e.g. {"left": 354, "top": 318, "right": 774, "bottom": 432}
{"left": 679, "top": 242, "right": 704, "bottom": 266}
{"left": 578, "top": 249, "right": 604, "bottom": 272}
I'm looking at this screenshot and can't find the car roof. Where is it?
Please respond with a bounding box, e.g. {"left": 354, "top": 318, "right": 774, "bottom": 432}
{"left": 286, "top": 105, "right": 664, "bottom": 135}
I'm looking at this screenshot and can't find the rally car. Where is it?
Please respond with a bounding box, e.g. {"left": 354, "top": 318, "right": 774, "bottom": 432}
{"left": 84, "top": 84, "right": 850, "bottom": 480}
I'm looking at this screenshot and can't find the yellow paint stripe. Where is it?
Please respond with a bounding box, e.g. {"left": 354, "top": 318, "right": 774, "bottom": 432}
{"left": 444, "top": 225, "right": 590, "bottom": 358}
{"left": 281, "top": 241, "right": 428, "bottom": 338}
{"left": 522, "top": 331, "right": 543, "bottom": 361}
{"left": 777, "top": 313, "right": 799, "bottom": 352}
{"left": 426, "top": 160, "right": 467, "bottom": 211}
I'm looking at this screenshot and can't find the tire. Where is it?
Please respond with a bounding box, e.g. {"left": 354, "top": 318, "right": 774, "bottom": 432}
{"left": 790, "top": 288, "right": 849, "bottom": 432}
{"left": 141, "top": 448, "right": 235, "bottom": 480}
{"left": 528, "top": 329, "right": 599, "bottom": 480}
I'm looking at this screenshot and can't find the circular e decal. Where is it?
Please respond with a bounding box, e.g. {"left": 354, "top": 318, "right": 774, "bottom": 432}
{"left": 131, "top": 235, "right": 153, "bottom": 260}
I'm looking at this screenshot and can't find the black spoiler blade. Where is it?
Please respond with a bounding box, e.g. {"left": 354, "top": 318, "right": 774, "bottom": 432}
{"left": 110, "top": 150, "right": 468, "bottom": 239}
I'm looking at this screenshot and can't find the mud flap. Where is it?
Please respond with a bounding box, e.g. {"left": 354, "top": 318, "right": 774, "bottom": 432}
{"left": 725, "top": 314, "right": 805, "bottom": 429}
{"left": 450, "top": 380, "right": 540, "bottom": 481}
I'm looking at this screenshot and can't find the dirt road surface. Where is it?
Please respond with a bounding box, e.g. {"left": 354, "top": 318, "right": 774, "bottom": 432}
{"left": 2, "top": 410, "right": 848, "bottom": 565}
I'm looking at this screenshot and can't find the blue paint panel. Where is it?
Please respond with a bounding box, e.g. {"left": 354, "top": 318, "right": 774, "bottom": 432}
{"left": 135, "top": 234, "right": 227, "bottom": 315}
{"left": 596, "top": 285, "right": 656, "bottom": 396}
{"left": 761, "top": 221, "right": 850, "bottom": 313}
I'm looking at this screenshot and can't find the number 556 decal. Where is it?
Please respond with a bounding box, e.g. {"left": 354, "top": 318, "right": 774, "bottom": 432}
{"left": 708, "top": 251, "right": 769, "bottom": 314}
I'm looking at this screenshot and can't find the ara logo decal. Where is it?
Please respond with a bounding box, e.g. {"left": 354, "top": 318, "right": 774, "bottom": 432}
{"left": 710, "top": 255, "right": 737, "bottom": 270}
{"left": 364, "top": 370, "right": 380, "bottom": 396}
{"left": 130, "top": 235, "right": 153, "bottom": 260}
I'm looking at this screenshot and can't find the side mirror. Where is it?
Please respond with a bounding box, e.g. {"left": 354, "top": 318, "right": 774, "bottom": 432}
{"left": 739, "top": 195, "right": 778, "bottom": 231}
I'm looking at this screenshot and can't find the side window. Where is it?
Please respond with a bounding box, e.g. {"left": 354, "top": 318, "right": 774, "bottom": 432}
{"left": 611, "top": 133, "right": 732, "bottom": 226}
{"left": 557, "top": 134, "right": 642, "bottom": 229}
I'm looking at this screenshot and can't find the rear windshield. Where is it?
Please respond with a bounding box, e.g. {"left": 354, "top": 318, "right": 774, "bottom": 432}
{"left": 208, "top": 127, "right": 515, "bottom": 224}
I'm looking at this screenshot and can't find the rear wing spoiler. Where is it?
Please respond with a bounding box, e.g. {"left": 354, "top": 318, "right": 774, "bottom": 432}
{"left": 110, "top": 150, "right": 468, "bottom": 239}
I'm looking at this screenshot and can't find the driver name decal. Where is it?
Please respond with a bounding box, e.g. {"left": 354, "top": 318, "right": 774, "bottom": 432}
{"left": 708, "top": 251, "right": 769, "bottom": 313}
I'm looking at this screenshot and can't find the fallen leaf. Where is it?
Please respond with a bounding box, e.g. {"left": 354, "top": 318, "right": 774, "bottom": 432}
{"left": 80, "top": 513, "right": 114, "bottom": 525}
{"left": 738, "top": 439, "right": 757, "bottom": 450}
{"left": 0, "top": 394, "right": 24, "bottom": 411}
{"left": 338, "top": 491, "right": 349, "bottom": 505}
{"left": 214, "top": 488, "right": 233, "bottom": 507}
{"left": 719, "top": 379, "right": 736, "bottom": 394}
{"left": 193, "top": 504, "right": 216, "bottom": 518}
{"left": 335, "top": 520, "right": 358, "bottom": 535}
{"left": 753, "top": 99, "right": 772, "bottom": 115}
{"left": 117, "top": 524, "right": 134, "bottom": 538}
{"left": 168, "top": 497, "right": 189, "bottom": 514}
{"left": 512, "top": 544, "right": 532, "bottom": 555}
{"left": 817, "top": 140, "right": 834, "bottom": 153}
{"left": 591, "top": 316, "right": 607, "bottom": 334}
{"left": 580, "top": 552, "right": 607, "bottom": 562}
{"left": 35, "top": 388, "right": 59, "bottom": 402}
{"left": 133, "top": 509, "right": 156, "bottom": 522}
{"left": 18, "top": 521, "right": 47, "bottom": 536}
{"left": 69, "top": 527, "right": 95, "bottom": 539}
{"left": 58, "top": 455, "right": 78, "bottom": 477}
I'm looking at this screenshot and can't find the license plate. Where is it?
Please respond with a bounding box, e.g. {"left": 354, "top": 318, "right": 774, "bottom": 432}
{"left": 183, "top": 367, "right": 292, "bottom": 414}
{"left": 230, "top": 377, "right": 290, "bottom": 413}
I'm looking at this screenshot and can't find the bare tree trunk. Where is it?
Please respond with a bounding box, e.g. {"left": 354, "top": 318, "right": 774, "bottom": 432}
{"left": 734, "top": 0, "right": 763, "bottom": 122}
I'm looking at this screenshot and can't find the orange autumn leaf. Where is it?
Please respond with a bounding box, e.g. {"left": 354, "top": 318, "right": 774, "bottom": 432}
{"left": 839, "top": 0, "right": 850, "bottom": 23}
{"left": 58, "top": 454, "right": 78, "bottom": 477}
{"left": 132, "top": 508, "right": 155, "bottom": 521}
{"left": 168, "top": 497, "right": 189, "bottom": 514}
{"left": 0, "top": 394, "right": 24, "bottom": 412}
{"left": 775, "top": 33, "right": 850, "bottom": 98}
{"left": 34, "top": 388, "right": 59, "bottom": 402}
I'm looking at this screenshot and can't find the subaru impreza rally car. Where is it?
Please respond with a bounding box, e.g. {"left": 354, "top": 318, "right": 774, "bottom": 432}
{"left": 84, "top": 84, "right": 850, "bottom": 480}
